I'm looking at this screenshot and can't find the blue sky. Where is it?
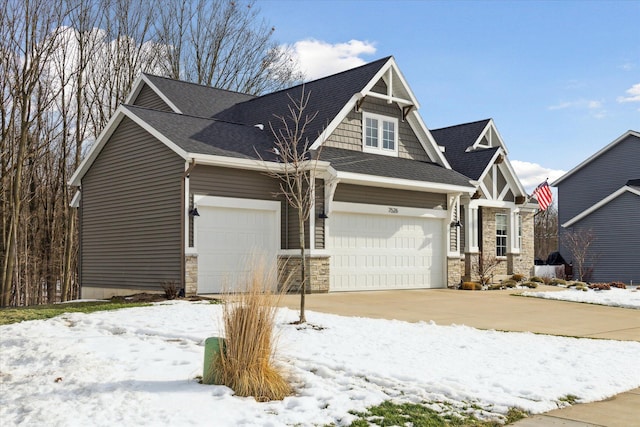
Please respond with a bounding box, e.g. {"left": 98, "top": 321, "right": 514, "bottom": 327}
{"left": 259, "top": 0, "right": 640, "bottom": 189}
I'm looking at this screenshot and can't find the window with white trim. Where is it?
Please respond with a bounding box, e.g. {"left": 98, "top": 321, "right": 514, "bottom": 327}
{"left": 363, "top": 112, "right": 398, "bottom": 156}
{"left": 496, "top": 213, "right": 507, "bottom": 257}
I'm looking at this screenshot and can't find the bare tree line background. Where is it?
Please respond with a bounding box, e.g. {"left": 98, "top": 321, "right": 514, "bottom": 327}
{"left": 1, "top": 0, "right": 302, "bottom": 307}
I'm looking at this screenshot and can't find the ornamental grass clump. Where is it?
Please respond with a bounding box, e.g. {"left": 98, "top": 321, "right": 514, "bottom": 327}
{"left": 213, "top": 261, "right": 291, "bottom": 402}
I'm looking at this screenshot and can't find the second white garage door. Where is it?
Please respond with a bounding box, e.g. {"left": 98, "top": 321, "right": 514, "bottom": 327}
{"left": 195, "top": 197, "right": 279, "bottom": 294}
{"left": 328, "top": 211, "right": 444, "bottom": 291}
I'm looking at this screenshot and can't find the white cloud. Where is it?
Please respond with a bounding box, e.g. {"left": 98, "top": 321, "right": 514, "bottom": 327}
{"left": 286, "top": 39, "right": 377, "bottom": 80}
{"left": 512, "top": 160, "right": 566, "bottom": 193}
{"left": 547, "top": 99, "right": 603, "bottom": 110}
{"left": 617, "top": 83, "right": 640, "bottom": 103}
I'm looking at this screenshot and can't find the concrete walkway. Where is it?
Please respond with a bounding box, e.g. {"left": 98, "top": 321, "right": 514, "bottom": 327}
{"left": 280, "top": 286, "right": 640, "bottom": 427}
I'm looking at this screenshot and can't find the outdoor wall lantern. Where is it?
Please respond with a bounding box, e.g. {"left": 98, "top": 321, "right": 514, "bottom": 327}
{"left": 319, "top": 212, "right": 329, "bottom": 219}
{"left": 450, "top": 220, "right": 462, "bottom": 228}
{"left": 189, "top": 208, "right": 200, "bottom": 217}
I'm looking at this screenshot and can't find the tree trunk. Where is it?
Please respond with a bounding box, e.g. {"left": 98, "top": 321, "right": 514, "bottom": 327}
{"left": 298, "top": 175, "right": 306, "bottom": 323}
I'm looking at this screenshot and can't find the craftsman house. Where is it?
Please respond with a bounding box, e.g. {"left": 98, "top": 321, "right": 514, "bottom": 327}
{"left": 69, "top": 57, "right": 535, "bottom": 298}
{"left": 552, "top": 130, "right": 640, "bottom": 283}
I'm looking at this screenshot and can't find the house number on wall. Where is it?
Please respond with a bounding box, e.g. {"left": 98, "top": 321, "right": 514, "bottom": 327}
{"left": 388, "top": 207, "right": 399, "bottom": 214}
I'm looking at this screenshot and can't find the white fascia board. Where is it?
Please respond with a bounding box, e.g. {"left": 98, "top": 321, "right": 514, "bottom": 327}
{"left": 361, "top": 57, "right": 420, "bottom": 109}
{"left": 191, "top": 152, "right": 332, "bottom": 174}
{"left": 500, "top": 156, "right": 528, "bottom": 196}
{"left": 69, "top": 106, "right": 191, "bottom": 186}
{"left": 562, "top": 185, "right": 640, "bottom": 227}
{"left": 407, "top": 112, "right": 451, "bottom": 168}
{"left": 552, "top": 130, "right": 640, "bottom": 187}
{"left": 474, "top": 147, "right": 503, "bottom": 186}
{"left": 69, "top": 107, "right": 127, "bottom": 186}
{"left": 336, "top": 171, "right": 475, "bottom": 195}
{"left": 310, "top": 94, "right": 360, "bottom": 150}
{"left": 468, "top": 199, "right": 520, "bottom": 209}
{"left": 125, "top": 74, "right": 183, "bottom": 114}
{"left": 70, "top": 190, "right": 81, "bottom": 208}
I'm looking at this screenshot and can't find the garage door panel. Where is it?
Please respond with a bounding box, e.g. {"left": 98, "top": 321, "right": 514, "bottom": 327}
{"left": 329, "top": 212, "right": 443, "bottom": 291}
{"left": 196, "top": 204, "right": 277, "bottom": 294}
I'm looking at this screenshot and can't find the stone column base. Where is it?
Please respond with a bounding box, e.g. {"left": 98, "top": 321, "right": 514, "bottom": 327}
{"left": 447, "top": 256, "right": 463, "bottom": 288}
{"left": 278, "top": 255, "right": 330, "bottom": 293}
{"left": 185, "top": 254, "right": 198, "bottom": 296}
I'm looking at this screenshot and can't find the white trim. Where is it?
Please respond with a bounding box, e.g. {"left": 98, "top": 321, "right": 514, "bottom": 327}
{"left": 278, "top": 249, "right": 330, "bottom": 257}
{"left": 362, "top": 111, "right": 399, "bottom": 156}
{"left": 552, "top": 130, "right": 640, "bottom": 186}
{"left": 407, "top": 113, "right": 451, "bottom": 167}
{"left": 562, "top": 185, "right": 640, "bottom": 227}
{"left": 69, "top": 106, "right": 191, "bottom": 186}
{"left": 126, "top": 74, "right": 183, "bottom": 114}
{"left": 310, "top": 94, "right": 360, "bottom": 150}
{"left": 468, "top": 199, "right": 519, "bottom": 209}
{"left": 331, "top": 201, "right": 447, "bottom": 219}
{"left": 336, "top": 171, "right": 475, "bottom": 195}
{"left": 192, "top": 195, "right": 281, "bottom": 256}
{"left": 70, "top": 190, "right": 81, "bottom": 208}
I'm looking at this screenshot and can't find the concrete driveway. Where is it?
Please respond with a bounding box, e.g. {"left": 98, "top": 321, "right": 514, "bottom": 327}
{"left": 280, "top": 286, "right": 640, "bottom": 426}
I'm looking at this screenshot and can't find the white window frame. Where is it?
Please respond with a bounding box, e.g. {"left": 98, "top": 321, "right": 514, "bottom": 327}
{"left": 495, "top": 213, "right": 507, "bottom": 258}
{"left": 362, "top": 112, "right": 399, "bottom": 157}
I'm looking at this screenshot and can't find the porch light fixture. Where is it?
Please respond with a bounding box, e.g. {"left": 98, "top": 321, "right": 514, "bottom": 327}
{"left": 189, "top": 208, "right": 200, "bottom": 217}
{"left": 450, "top": 220, "right": 462, "bottom": 228}
{"left": 319, "top": 211, "right": 329, "bottom": 219}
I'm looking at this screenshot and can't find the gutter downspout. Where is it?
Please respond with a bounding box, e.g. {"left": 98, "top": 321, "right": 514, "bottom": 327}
{"left": 181, "top": 159, "right": 197, "bottom": 294}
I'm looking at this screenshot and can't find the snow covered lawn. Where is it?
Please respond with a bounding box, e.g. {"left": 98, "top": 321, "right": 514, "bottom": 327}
{"left": 522, "top": 287, "right": 640, "bottom": 309}
{"left": 1, "top": 301, "right": 639, "bottom": 426}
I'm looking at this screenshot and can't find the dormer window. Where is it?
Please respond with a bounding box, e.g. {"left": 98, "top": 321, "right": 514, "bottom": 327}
{"left": 363, "top": 112, "right": 398, "bottom": 156}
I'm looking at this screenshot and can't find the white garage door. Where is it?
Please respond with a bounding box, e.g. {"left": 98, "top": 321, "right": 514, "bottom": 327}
{"left": 196, "top": 197, "right": 279, "bottom": 294}
{"left": 328, "top": 211, "right": 444, "bottom": 291}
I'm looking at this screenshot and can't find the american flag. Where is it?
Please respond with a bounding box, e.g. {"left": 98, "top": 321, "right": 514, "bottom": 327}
{"left": 532, "top": 180, "right": 553, "bottom": 210}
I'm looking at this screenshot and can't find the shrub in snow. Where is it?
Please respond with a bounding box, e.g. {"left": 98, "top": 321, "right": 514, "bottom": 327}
{"left": 588, "top": 283, "right": 611, "bottom": 291}
{"left": 511, "top": 274, "right": 526, "bottom": 282}
{"left": 521, "top": 281, "right": 539, "bottom": 289}
{"left": 162, "top": 281, "right": 180, "bottom": 300}
{"left": 529, "top": 276, "right": 544, "bottom": 283}
{"left": 609, "top": 282, "right": 626, "bottom": 289}
{"left": 549, "top": 278, "right": 567, "bottom": 286}
{"left": 502, "top": 279, "right": 517, "bottom": 288}
{"left": 461, "top": 282, "right": 482, "bottom": 291}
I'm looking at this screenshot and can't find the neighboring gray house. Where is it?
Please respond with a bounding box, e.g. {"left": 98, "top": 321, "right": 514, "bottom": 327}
{"left": 552, "top": 130, "right": 640, "bottom": 284}
{"left": 69, "top": 57, "right": 535, "bottom": 298}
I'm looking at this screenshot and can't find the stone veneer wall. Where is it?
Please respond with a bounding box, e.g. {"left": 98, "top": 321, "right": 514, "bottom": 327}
{"left": 507, "top": 212, "right": 535, "bottom": 277}
{"left": 278, "top": 255, "right": 330, "bottom": 293}
{"left": 184, "top": 254, "right": 198, "bottom": 296}
{"left": 447, "top": 257, "right": 462, "bottom": 288}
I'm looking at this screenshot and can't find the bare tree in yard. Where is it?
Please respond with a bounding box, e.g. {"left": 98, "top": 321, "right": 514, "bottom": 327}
{"left": 562, "top": 227, "right": 598, "bottom": 282}
{"left": 471, "top": 252, "right": 502, "bottom": 286}
{"left": 1, "top": 0, "right": 68, "bottom": 306}
{"left": 263, "top": 87, "right": 318, "bottom": 324}
{"left": 153, "top": 0, "right": 302, "bottom": 94}
{"left": 534, "top": 204, "right": 558, "bottom": 260}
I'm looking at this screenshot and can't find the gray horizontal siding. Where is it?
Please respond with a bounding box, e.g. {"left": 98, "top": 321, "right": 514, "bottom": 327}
{"left": 133, "top": 84, "right": 173, "bottom": 112}
{"left": 190, "top": 166, "right": 312, "bottom": 249}
{"left": 557, "top": 134, "right": 640, "bottom": 224}
{"left": 81, "top": 117, "right": 184, "bottom": 290}
{"left": 324, "top": 96, "right": 430, "bottom": 162}
{"left": 334, "top": 184, "right": 446, "bottom": 209}
{"left": 559, "top": 191, "right": 640, "bottom": 283}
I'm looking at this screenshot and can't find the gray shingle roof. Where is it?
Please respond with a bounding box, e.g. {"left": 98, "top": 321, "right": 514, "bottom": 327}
{"left": 142, "top": 74, "right": 255, "bottom": 117}
{"left": 123, "top": 105, "right": 274, "bottom": 160}
{"left": 430, "top": 119, "right": 496, "bottom": 180}
{"left": 212, "top": 57, "right": 392, "bottom": 146}
{"left": 319, "top": 147, "right": 472, "bottom": 188}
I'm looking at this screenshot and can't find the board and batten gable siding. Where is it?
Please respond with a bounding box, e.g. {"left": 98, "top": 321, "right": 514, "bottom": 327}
{"left": 324, "top": 96, "right": 430, "bottom": 162}
{"left": 189, "top": 166, "right": 314, "bottom": 249}
{"left": 560, "top": 191, "right": 640, "bottom": 283}
{"left": 557, "top": 134, "right": 640, "bottom": 225}
{"left": 334, "top": 184, "right": 446, "bottom": 209}
{"left": 80, "top": 117, "right": 184, "bottom": 290}
{"left": 132, "top": 84, "right": 174, "bottom": 112}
